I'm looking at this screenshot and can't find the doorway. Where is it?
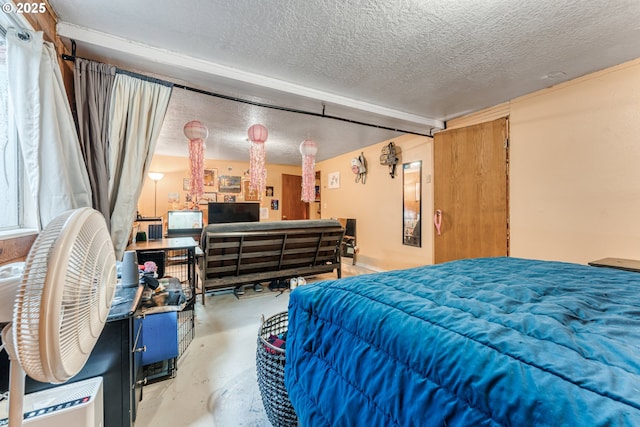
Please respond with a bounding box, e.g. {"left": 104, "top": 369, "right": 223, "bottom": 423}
{"left": 281, "top": 174, "right": 308, "bottom": 220}
{"left": 433, "top": 117, "right": 509, "bottom": 263}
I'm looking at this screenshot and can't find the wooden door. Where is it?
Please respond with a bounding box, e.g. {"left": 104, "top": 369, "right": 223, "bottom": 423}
{"left": 282, "top": 174, "right": 308, "bottom": 220}
{"left": 433, "top": 118, "right": 508, "bottom": 263}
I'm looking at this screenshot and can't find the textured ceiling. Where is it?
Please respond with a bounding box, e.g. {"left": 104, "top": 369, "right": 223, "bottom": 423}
{"left": 48, "top": 0, "right": 640, "bottom": 164}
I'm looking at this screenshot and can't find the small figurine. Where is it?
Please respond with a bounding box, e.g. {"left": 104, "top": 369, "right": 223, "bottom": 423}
{"left": 351, "top": 152, "right": 367, "bottom": 184}
{"left": 380, "top": 142, "right": 399, "bottom": 178}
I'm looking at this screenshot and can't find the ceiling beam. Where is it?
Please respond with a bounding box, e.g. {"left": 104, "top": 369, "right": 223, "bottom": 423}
{"left": 56, "top": 21, "right": 445, "bottom": 131}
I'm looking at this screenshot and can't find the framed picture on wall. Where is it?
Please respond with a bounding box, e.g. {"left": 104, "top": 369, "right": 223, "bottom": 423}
{"left": 328, "top": 172, "right": 340, "bottom": 189}
{"left": 168, "top": 192, "right": 180, "bottom": 210}
{"left": 219, "top": 175, "right": 242, "bottom": 193}
{"left": 265, "top": 186, "right": 274, "bottom": 197}
{"left": 204, "top": 168, "right": 218, "bottom": 189}
{"left": 243, "top": 180, "right": 261, "bottom": 201}
{"left": 168, "top": 192, "right": 179, "bottom": 204}
{"left": 183, "top": 178, "right": 191, "bottom": 191}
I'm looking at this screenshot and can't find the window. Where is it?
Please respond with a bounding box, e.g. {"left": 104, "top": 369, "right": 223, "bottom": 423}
{"left": 0, "top": 32, "right": 23, "bottom": 231}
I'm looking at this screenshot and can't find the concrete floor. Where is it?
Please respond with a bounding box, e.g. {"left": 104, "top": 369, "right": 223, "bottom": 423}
{"left": 135, "top": 262, "right": 373, "bottom": 426}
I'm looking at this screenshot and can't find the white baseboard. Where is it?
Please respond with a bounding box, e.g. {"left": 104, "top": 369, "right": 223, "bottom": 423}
{"left": 348, "top": 261, "right": 386, "bottom": 273}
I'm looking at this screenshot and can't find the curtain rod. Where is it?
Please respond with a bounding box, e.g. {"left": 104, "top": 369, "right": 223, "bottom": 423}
{"left": 61, "top": 47, "right": 435, "bottom": 138}
{"left": 172, "top": 83, "right": 435, "bottom": 138}
{"left": 60, "top": 39, "right": 76, "bottom": 61}
{"left": 116, "top": 68, "right": 174, "bottom": 87}
{"left": 0, "top": 26, "right": 30, "bottom": 40}
{"left": 0, "top": 1, "right": 32, "bottom": 40}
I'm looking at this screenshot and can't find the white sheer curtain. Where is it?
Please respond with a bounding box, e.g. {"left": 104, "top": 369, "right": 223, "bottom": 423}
{"left": 6, "top": 29, "right": 92, "bottom": 229}
{"left": 108, "top": 71, "right": 172, "bottom": 259}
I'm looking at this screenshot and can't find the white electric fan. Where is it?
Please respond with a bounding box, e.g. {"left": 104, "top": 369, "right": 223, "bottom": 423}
{"left": 0, "top": 207, "right": 117, "bottom": 427}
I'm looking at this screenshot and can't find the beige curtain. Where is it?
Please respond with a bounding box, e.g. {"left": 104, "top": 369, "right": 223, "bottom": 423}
{"left": 74, "top": 59, "right": 116, "bottom": 228}
{"left": 108, "top": 71, "right": 172, "bottom": 259}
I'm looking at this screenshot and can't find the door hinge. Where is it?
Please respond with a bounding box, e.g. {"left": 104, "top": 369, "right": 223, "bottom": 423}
{"left": 504, "top": 137, "right": 509, "bottom": 149}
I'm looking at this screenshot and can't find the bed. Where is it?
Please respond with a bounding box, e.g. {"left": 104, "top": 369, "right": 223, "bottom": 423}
{"left": 285, "top": 257, "right": 640, "bottom": 426}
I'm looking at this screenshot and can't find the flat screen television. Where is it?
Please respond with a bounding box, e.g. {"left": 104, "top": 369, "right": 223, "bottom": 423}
{"left": 208, "top": 202, "right": 260, "bottom": 224}
{"left": 167, "top": 210, "right": 204, "bottom": 237}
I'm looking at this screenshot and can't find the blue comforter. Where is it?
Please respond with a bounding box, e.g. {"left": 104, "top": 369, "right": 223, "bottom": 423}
{"left": 285, "top": 257, "right": 640, "bottom": 426}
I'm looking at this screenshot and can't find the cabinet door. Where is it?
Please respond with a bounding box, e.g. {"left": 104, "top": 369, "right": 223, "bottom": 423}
{"left": 141, "top": 312, "right": 179, "bottom": 366}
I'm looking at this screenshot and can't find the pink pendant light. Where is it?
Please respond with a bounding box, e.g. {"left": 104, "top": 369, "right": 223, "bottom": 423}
{"left": 248, "top": 124, "right": 268, "bottom": 195}
{"left": 299, "top": 138, "right": 318, "bottom": 203}
{"left": 184, "top": 120, "right": 209, "bottom": 204}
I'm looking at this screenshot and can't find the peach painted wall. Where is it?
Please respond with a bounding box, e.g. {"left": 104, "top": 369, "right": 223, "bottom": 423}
{"left": 140, "top": 58, "right": 640, "bottom": 270}
{"left": 138, "top": 155, "right": 303, "bottom": 223}
{"left": 316, "top": 134, "right": 433, "bottom": 271}
{"left": 509, "top": 58, "right": 640, "bottom": 264}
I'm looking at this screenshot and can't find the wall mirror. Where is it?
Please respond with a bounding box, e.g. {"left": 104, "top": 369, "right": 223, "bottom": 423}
{"left": 402, "top": 161, "right": 422, "bottom": 247}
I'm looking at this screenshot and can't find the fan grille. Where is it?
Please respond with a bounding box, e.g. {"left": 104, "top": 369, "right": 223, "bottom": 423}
{"left": 14, "top": 208, "right": 116, "bottom": 384}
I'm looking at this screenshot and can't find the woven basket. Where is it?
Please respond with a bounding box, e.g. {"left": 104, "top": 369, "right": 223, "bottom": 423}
{"left": 256, "top": 311, "right": 298, "bottom": 427}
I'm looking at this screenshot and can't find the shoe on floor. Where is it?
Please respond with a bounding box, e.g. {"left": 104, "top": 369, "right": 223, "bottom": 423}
{"left": 234, "top": 285, "right": 245, "bottom": 296}
{"left": 253, "top": 283, "right": 263, "bottom": 292}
